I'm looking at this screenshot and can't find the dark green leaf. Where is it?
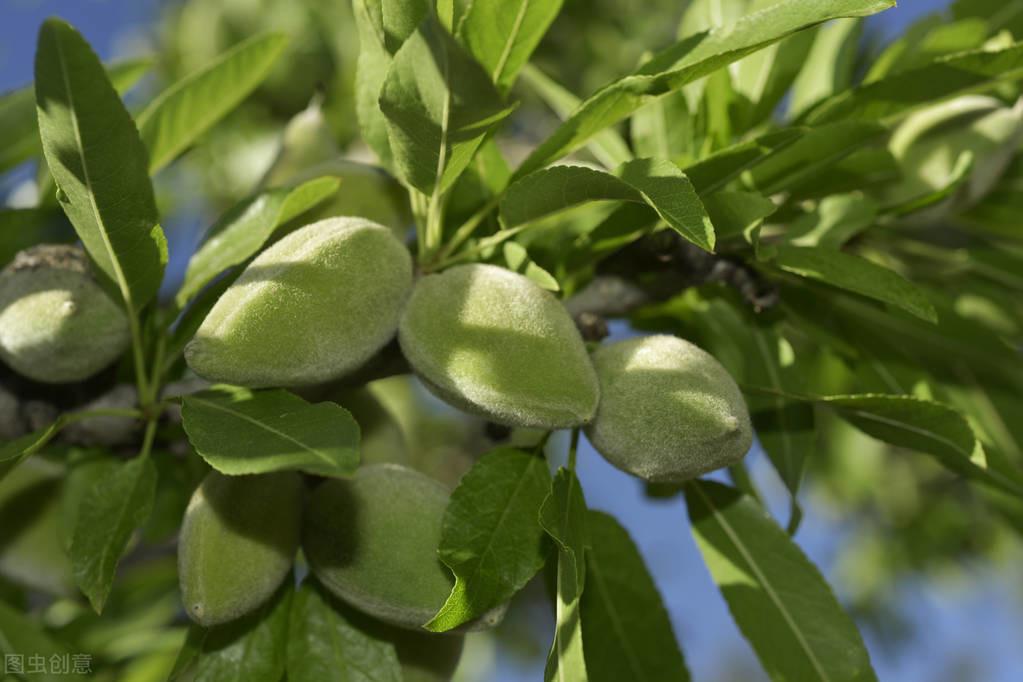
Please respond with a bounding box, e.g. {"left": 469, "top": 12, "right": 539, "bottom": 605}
{"left": 772, "top": 245, "right": 938, "bottom": 323}
{"left": 181, "top": 386, "right": 360, "bottom": 478}
{"left": 0, "top": 208, "right": 71, "bottom": 267}
{"left": 503, "top": 242, "right": 560, "bottom": 291}
{"left": 458, "top": 0, "right": 565, "bottom": 93}
{"left": 70, "top": 455, "right": 157, "bottom": 612}
{"left": 35, "top": 18, "right": 167, "bottom": 312}
{"left": 0, "top": 422, "right": 62, "bottom": 482}
{"left": 540, "top": 468, "right": 588, "bottom": 682}
{"left": 702, "top": 191, "right": 775, "bottom": 241}
{"left": 683, "top": 128, "right": 803, "bottom": 194}
{"left": 515, "top": 0, "right": 896, "bottom": 178}
{"left": 685, "top": 481, "right": 876, "bottom": 682}
{"left": 426, "top": 448, "right": 552, "bottom": 632}
{"left": 580, "top": 511, "right": 688, "bottom": 682}
{"left": 288, "top": 579, "right": 402, "bottom": 682}
{"left": 137, "top": 33, "right": 288, "bottom": 173}
{"left": 380, "top": 15, "right": 515, "bottom": 195}
{"left": 175, "top": 176, "right": 339, "bottom": 306}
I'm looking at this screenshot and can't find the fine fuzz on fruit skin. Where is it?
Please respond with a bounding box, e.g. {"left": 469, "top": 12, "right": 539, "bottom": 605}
{"left": 178, "top": 471, "right": 303, "bottom": 626}
{"left": 585, "top": 335, "right": 753, "bottom": 483}
{"left": 303, "top": 464, "right": 456, "bottom": 630}
{"left": 0, "top": 245, "right": 129, "bottom": 384}
{"left": 398, "top": 264, "right": 599, "bottom": 429}
{"left": 185, "top": 217, "right": 412, "bottom": 387}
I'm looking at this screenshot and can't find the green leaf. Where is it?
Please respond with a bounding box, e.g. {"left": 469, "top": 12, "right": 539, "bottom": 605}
{"left": 864, "top": 16, "right": 988, "bottom": 84}
{"left": 787, "top": 193, "right": 877, "bottom": 248}
{"left": 520, "top": 64, "right": 633, "bottom": 169}
{"left": 380, "top": 14, "right": 515, "bottom": 195}
{"left": 515, "top": 0, "right": 896, "bottom": 178}
{"left": 175, "top": 176, "right": 339, "bottom": 307}
{"left": 137, "top": 33, "right": 288, "bottom": 173}
{"left": 181, "top": 386, "right": 360, "bottom": 478}
{"left": 503, "top": 241, "right": 560, "bottom": 291}
{"left": 540, "top": 469, "right": 588, "bottom": 682}
{"left": 70, "top": 454, "right": 157, "bottom": 613}
{"left": 0, "top": 208, "right": 70, "bottom": 267}
{"left": 685, "top": 481, "right": 876, "bottom": 682}
{"left": 0, "top": 57, "right": 149, "bottom": 175}
{"left": 35, "top": 18, "right": 167, "bottom": 313}
{"left": 789, "top": 18, "right": 862, "bottom": 117}
{"left": 0, "top": 423, "right": 62, "bottom": 482}
{"left": 772, "top": 245, "right": 938, "bottom": 323}
{"left": 172, "top": 578, "right": 292, "bottom": 682}
{"left": 501, "top": 159, "right": 714, "bottom": 251}
{"left": 702, "top": 191, "right": 775, "bottom": 241}
{"left": 0, "top": 600, "right": 70, "bottom": 682}
{"left": 353, "top": 0, "right": 397, "bottom": 163}
{"left": 580, "top": 511, "right": 688, "bottom": 682}
{"left": 458, "top": 0, "right": 565, "bottom": 93}
{"left": 426, "top": 448, "right": 552, "bottom": 632}
{"left": 288, "top": 579, "right": 403, "bottom": 682}
{"left": 683, "top": 128, "right": 803, "bottom": 194}
{"left": 806, "top": 41, "right": 1023, "bottom": 125}
{"left": 631, "top": 91, "right": 692, "bottom": 164}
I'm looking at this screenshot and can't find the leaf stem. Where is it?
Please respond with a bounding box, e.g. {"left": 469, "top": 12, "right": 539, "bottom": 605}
{"left": 434, "top": 192, "right": 504, "bottom": 264}
{"left": 139, "top": 419, "right": 158, "bottom": 460}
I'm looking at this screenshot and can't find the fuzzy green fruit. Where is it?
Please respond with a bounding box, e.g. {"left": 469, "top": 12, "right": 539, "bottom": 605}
{"left": 585, "top": 335, "right": 753, "bottom": 483}
{"left": 0, "top": 245, "right": 129, "bottom": 383}
{"left": 178, "top": 471, "right": 303, "bottom": 626}
{"left": 398, "top": 264, "right": 599, "bottom": 429}
{"left": 185, "top": 217, "right": 413, "bottom": 387}
{"left": 303, "top": 464, "right": 456, "bottom": 630}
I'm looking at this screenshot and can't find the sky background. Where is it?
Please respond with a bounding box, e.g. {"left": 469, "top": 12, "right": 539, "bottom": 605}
{"left": 3, "top": 1, "right": 1023, "bottom": 681}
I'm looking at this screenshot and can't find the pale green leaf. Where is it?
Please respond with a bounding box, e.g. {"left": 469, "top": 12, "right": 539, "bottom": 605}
{"left": 70, "top": 455, "right": 157, "bottom": 613}
{"left": 137, "top": 33, "right": 288, "bottom": 173}
{"left": 580, "top": 511, "right": 688, "bottom": 682}
{"left": 772, "top": 245, "right": 938, "bottom": 323}
{"left": 181, "top": 387, "right": 360, "bottom": 478}
{"left": 789, "top": 18, "right": 862, "bottom": 117}
{"left": 354, "top": 0, "right": 397, "bottom": 163}
{"left": 0, "top": 600, "right": 70, "bottom": 682}
{"left": 503, "top": 242, "right": 560, "bottom": 291}
{"left": 787, "top": 193, "right": 877, "bottom": 248}
{"left": 459, "top": 0, "right": 565, "bottom": 93}
{"left": 685, "top": 481, "right": 876, "bottom": 682}
{"left": 631, "top": 91, "right": 692, "bottom": 164}
{"left": 864, "top": 17, "right": 989, "bottom": 84}
{"left": 426, "top": 448, "right": 552, "bottom": 632}
{"left": 175, "top": 176, "right": 339, "bottom": 306}
{"left": 380, "top": 14, "right": 515, "bottom": 195}
{"left": 515, "top": 0, "right": 896, "bottom": 178}
{"left": 35, "top": 18, "right": 167, "bottom": 312}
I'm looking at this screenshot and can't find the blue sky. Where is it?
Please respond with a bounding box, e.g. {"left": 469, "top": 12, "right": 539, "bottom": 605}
{"left": 3, "top": 1, "right": 1023, "bottom": 680}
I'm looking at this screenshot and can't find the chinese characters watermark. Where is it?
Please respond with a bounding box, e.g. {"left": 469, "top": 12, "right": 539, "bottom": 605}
{"left": 3, "top": 653, "right": 92, "bottom": 675}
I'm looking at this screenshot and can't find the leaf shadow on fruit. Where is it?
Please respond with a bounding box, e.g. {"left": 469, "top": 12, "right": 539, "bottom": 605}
{"left": 198, "top": 473, "right": 301, "bottom": 557}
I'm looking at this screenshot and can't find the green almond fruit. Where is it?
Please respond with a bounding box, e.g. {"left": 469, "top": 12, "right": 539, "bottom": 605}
{"left": 585, "top": 335, "right": 753, "bottom": 483}
{"left": 0, "top": 245, "right": 129, "bottom": 384}
{"left": 178, "top": 471, "right": 303, "bottom": 626}
{"left": 185, "top": 216, "right": 413, "bottom": 388}
{"left": 303, "top": 464, "right": 456, "bottom": 630}
{"left": 398, "top": 264, "right": 599, "bottom": 429}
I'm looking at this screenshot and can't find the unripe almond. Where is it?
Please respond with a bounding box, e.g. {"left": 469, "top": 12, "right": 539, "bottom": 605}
{"left": 398, "top": 264, "right": 599, "bottom": 429}
{"left": 185, "top": 217, "right": 413, "bottom": 387}
{"left": 0, "top": 245, "right": 129, "bottom": 383}
{"left": 302, "top": 464, "right": 455, "bottom": 630}
{"left": 585, "top": 335, "right": 753, "bottom": 482}
{"left": 178, "top": 471, "right": 303, "bottom": 626}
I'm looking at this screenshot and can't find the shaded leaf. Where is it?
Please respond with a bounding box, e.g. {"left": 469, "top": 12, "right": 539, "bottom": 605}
{"left": 0, "top": 208, "right": 71, "bottom": 267}
{"left": 503, "top": 241, "right": 560, "bottom": 291}
{"left": 683, "top": 128, "right": 803, "bottom": 194}
{"left": 70, "top": 455, "right": 157, "bottom": 612}
{"left": 137, "top": 33, "right": 288, "bottom": 173}
{"left": 580, "top": 511, "right": 688, "bottom": 682}
{"left": 0, "top": 422, "right": 62, "bottom": 482}
{"left": 35, "top": 18, "right": 166, "bottom": 312}
{"left": 0, "top": 600, "right": 70, "bottom": 682}
{"left": 181, "top": 386, "right": 360, "bottom": 478}
{"left": 426, "top": 448, "right": 551, "bottom": 632}
{"left": 685, "top": 481, "right": 876, "bottom": 682}
{"left": 702, "top": 191, "right": 775, "bottom": 241}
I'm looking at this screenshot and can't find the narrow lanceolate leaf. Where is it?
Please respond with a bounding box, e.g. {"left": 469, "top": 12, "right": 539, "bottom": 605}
{"left": 379, "top": 15, "right": 515, "bottom": 195}
{"left": 0, "top": 57, "right": 149, "bottom": 175}
{"left": 70, "top": 455, "right": 157, "bottom": 613}
{"left": 683, "top": 128, "right": 803, "bottom": 194}
{"left": 501, "top": 160, "right": 714, "bottom": 251}
{"left": 514, "top": 0, "right": 896, "bottom": 178}
{"left": 181, "top": 386, "right": 360, "bottom": 478}
{"left": 137, "top": 33, "right": 288, "bottom": 173}
{"left": 540, "top": 469, "right": 588, "bottom": 682}
{"left": 426, "top": 448, "right": 552, "bottom": 632}
{"left": 580, "top": 512, "right": 688, "bottom": 682}
{"left": 171, "top": 579, "right": 292, "bottom": 682}
{"left": 0, "top": 421, "right": 63, "bottom": 482}
{"left": 520, "top": 64, "right": 632, "bottom": 169}
{"left": 806, "top": 41, "right": 1023, "bottom": 125}
{"left": 35, "top": 19, "right": 167, "bottom": 312}
{"left": 288, "top": 580, "right": 403, "bottom": 682}
{"left": 820, "top": 394, "right": 1023, "bottom": 496}
{"left": 788, "top": 18, "right": 862, "bottom": 118}
{"left": 685, "top": 481, "right": 877, "bottom": 682}
{"left": 772, "top": 245, "right": 938, "bottom": 323}
{"left": 175, "top": 176, "right": 339, "bottom": 306}
{"left": 504, "top": 241, "right": 560, "bottom": 291}
{"left": 458, "top": 0, "right": 565, "bottom": 93}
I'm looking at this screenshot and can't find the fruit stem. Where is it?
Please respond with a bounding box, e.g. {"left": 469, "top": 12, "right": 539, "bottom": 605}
{"left": 568, "top": 428, "right": 580, "bottom": 472}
